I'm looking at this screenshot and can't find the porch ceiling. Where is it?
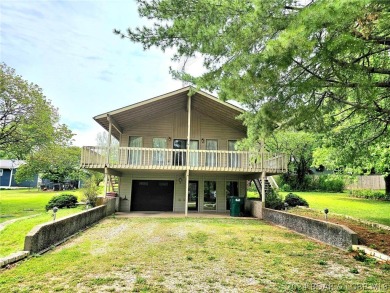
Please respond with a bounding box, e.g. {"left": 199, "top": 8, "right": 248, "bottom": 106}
{"left": 93, "top": 87, "right": 246, "bottom": 140}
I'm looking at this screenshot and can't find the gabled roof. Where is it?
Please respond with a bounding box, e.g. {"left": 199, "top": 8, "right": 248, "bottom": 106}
{"left": 93, "top": 87, "right": 246, "bottom": 139}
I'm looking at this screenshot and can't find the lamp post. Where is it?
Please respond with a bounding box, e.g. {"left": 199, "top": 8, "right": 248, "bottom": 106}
{"left": 324, "top": 208, "right": 329, "bottom": 221}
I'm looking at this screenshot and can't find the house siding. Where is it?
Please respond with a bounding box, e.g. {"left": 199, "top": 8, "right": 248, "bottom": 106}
{"left": 120, "top": 109, "right": 245, "bottom": 150}
{"left": 117, "top": 171, "right": 246, "bottom": 213}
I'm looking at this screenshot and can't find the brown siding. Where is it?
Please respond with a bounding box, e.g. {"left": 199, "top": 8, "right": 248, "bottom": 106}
{"left": 119, "top": 108, "right": 245, "bottom": 151}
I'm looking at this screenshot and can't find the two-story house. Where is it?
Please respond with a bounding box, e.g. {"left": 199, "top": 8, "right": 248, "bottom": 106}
{"left": 81, "top": 87, "right": 287, "bottom": 215}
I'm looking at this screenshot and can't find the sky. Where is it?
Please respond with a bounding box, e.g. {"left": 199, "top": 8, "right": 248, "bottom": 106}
{"left": 0, "top": 0, "right": 204, "bottom": 146}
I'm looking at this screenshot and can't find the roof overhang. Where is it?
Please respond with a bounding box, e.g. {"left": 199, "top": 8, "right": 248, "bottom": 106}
{"left": 93, "top": 87, "right": 246, "bottom": 140}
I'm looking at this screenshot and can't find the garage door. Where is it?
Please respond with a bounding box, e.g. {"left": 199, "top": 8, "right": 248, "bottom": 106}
{"left": 131, "top": 180, "right": 174, "bottom": 211}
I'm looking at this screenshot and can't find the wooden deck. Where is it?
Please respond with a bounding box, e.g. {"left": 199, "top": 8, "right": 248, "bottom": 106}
{"left": 81, "top": 146, "right": 288, "bottom": 174}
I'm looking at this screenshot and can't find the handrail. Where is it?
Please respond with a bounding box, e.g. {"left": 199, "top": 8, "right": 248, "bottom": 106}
{"left": 80, "top": 146, "right": 288, "bottom": 172}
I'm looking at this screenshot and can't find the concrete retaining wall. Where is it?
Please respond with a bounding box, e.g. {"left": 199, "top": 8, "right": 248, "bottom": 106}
{"left": 262, "top": 208, "right": 358, "bottom": 250}
{"left": 245, "top": 199, "right": 263, "bottom": 219}
{"left": 24, "top": 198, "right": 116, "bottom": 254}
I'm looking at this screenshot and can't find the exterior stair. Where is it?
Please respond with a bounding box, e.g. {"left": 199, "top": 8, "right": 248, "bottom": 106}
{"left": 108, "top": 175, "right": 120, "bottom": 194}
{"left": 252, "top": 178, "right": 273, "bottom": 198}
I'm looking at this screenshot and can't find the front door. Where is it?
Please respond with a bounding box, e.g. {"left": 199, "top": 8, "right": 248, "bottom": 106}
{"left": 188, "top": 181, "right": 198, "bottom": 211}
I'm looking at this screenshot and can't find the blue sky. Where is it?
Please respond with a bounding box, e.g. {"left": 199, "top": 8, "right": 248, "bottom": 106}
{"left": 0, "top": 0, "right": 202, "bottom": 146}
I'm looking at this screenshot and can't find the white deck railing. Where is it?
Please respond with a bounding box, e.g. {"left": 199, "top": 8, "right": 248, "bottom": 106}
{"left": 81, "top": 146, "right": 287, "bottom": 173}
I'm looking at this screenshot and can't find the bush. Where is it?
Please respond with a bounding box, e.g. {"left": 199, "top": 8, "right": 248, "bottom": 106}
{"left": 279, "top": 173, "right": 345, "bottom": 192}
{"left": 317, "top": 175, "right": 345, "bottom": 192}
{"left": 280, "top": 183, "right": 292, "bottom": 192}
{"left": 284, "top": 193, "right": 309, "bottom": 207}
{"left": 348, "top": 189, "right": 390, "bottom": 201}
{"left": 265, "top": 189, "right": 284, "bottom": 210}
{"left": 83, "top": 175, "right": 99, "bottom": 207}
{"left": 45, "top": 194, "right": 78, "bottom": 211}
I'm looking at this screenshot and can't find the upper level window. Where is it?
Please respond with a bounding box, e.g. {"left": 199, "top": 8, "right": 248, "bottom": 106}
{"left": 152, "top": 138, "right": 167, "bottom": 165}
{"left": 206, "top": 139, "right": 218, "bottom": 167}
{"left": 128, "top": 136, "right": 143, "bottom": 165}
{"left": 228, "top": 140, "right": 240, "bottom": 168}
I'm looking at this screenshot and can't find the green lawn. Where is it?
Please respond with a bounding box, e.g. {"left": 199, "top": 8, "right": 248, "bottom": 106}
{"left": 0, "top": 189, "right": 85, "bottom": 257}
{"left": 0, "top": 217, "right": 388, "bottom": 292}
{"left": 279, "top": 191, "right": 390, "bottom": 226}
{"left": 0, "top": 188, "right": 84, "bottom": 223}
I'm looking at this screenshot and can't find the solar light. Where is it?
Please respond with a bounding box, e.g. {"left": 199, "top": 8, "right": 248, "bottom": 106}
{"left": 284, "top": 202, "right": 289, "bottom": 211}
{"left": 52, "top": 206, "right": 58, "bottom": 221}
{"left": 324, "top": 208, "right": 329, "bottom": 221}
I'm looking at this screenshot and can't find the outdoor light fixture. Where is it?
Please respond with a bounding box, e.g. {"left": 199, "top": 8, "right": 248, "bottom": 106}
{"left": 201, "top": 138, "right": 204, "bottom": 143}
{"left": 168, "top": 137, "right": 171, "bottom": 141}
{"left": 178, "top": 177, "right": 182, "bottom": 183}
{"left": 324, "top": 208, "right": 329, "bottom": 221}
{"left": 52, "top": 206, "right": 58, "bottom": 221}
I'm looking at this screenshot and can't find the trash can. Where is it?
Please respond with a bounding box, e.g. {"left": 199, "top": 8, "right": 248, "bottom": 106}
{"left": 230, "top": 197, "right": 244, "bottom": 217}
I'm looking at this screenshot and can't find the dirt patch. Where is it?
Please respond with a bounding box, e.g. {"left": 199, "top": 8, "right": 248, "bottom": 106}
{"left": 289, "top": 208, "right": 390, "bottom": 255}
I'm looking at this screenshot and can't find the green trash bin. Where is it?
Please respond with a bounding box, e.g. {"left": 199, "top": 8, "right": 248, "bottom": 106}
{"left": 229, "top": 197, "right": 243, "bottom": 217}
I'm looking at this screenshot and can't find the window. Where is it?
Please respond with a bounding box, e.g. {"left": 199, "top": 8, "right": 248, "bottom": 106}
{"left": 204, "top": 181, "right": 216, "bottom": 211}
{"left": 228, "top": 140, "right": 239, "bottom": 168}
{"left": 152, "top": 138, "right": 167, "bottom": 165}
{"left": 226, "top": 181, "right": 239, "bottom": 210}
{"left": 128, "top": 136, "right": 143, "bottom": 165}
{"left": 206, "top": 139, "right": 218, "bottom": 167}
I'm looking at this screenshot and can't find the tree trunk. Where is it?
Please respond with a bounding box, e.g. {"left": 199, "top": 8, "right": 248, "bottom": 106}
{"left": 385, "top": 174, "right": 390, "bottom": 196}
{"left": 296, "top": 158, "right": 307, "bottom": 190}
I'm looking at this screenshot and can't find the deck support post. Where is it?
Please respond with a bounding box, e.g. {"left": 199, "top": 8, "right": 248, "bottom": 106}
{"left": 261, "top": 171, "right": 266, "bottom": 207}
{"left": 184, "top": 94, "right": 192, "bottom": 216}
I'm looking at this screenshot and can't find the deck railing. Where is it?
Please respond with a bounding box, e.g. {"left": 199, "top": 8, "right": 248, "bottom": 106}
{"left": 81, "top": 146, "right": 287, "bottom": 173}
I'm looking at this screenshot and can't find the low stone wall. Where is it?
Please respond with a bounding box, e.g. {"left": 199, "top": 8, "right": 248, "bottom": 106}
{"left": 24, "top": 198, "right": 116, "bottom": 254}
{"left": 245, "top": 199, "right": 263, "bottom": 219}
{"left": 262, "top": 208, "right": 358, "bottom": 250}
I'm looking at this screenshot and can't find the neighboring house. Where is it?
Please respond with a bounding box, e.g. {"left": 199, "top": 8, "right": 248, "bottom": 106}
{"left": 0, "top": 160, "right": 38, "bottom": 188}
{"left": 81, "top": 87, "right": 287, "bottom": 214}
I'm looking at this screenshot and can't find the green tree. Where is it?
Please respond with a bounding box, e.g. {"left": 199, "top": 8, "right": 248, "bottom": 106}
{"left": 15, "top": 146, "right": 82, "bottom": 184}
{"left": 116, "top": 0, "right": 389, "bottom": 192}
{"left": 267, "top": 131, "right": 317, "bottom": 190}
{"left": 0, "top": 63, "right": 73, "bottom": 159}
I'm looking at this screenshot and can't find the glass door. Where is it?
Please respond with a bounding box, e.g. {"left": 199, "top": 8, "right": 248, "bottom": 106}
{"left": 189, "top": 140, "right": 199, "bottom": 167}
{"left": 173, "top": 139, "right": 186, "bottom": 166}
{"left": 173, "top": 139, "right": 199, "bottom": 166}
{"left": 206, "top": 139, "right": 218, "bottom": 167}
{"left": 188, "top": 181, "right": 198, "bottom": 211}
{"left": 152, "top": 138, "right": 167, "bottom": 165}
{"left": 228, "top": 140, "right": 239, "bottom": 168}
{"left": 128, "top": 136, "right": 143, "bottom": 165}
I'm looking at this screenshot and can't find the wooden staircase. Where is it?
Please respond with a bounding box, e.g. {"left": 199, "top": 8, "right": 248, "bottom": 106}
{"left": 108, "top": 175, "right": 119, "bottom": 194}
{"left": 252, "top": 178, "right": 272, "bottom": 198}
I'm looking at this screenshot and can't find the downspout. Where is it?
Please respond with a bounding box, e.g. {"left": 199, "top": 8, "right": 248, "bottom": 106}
{"left": 184, "top": 94, "right": 191, "bottom": 216}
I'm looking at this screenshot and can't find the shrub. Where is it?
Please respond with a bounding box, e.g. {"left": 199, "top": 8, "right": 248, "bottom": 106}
{"left": 265, "top": 189, "right": 284, "bottom": 210}
{"left": 284, "top": 193, "right": 309, "bottom": 207}
{"left": 348, "top": 189, "right": 389, "bottom": 201}
{"left": 317, "top": 175, "right": 345, "bottom": 192}
{"left": 83, "top": 175, "right": 99, "bottom": 207}
{"left": 280, "top": 183, "right": 292, "bottom": 192}
{"left": 45, "top": 194, "right": 78, "bottom": 211}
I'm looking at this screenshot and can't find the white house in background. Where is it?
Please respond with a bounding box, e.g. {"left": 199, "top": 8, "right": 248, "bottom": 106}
{"left": 80, "top": 87, "right": 287, "bottom": 214}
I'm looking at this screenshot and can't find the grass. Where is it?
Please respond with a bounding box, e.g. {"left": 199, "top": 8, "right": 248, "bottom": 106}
{"left": 0, "top": 189, "right": 85, "bottom": 257}
{"left": 248, "top": 190, "right": 390, "bottom": 226}
{"left": 279, "top": 191, "right": 390, "bottom": 226}
{"left": 0, "top": 188, "right": 84, "bottom": 223}
{"left": 0, "top": 217, "right": 388, "bottom": 292}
